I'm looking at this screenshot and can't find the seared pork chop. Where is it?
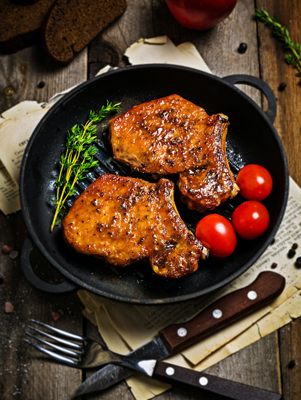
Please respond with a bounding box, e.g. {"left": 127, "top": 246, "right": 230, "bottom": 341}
{"left": 110, "top": 94, "right": 239, "bottom": 212}
{"left": 62, "top": 174, "right": 208, "bottom": 278}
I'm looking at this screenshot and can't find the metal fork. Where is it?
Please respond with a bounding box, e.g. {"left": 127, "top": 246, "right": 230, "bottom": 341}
{"left": 24, "top": 320, "right": 283, "bottom": 400}
{"left": 24, "top": 319, "right": 155, "bottom": 375}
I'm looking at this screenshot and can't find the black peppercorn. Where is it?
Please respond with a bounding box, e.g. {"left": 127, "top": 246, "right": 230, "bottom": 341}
{"left": 37, "top": 81, "right": 45, "bottom": 89}
{"left": 278, "top": 82, "right": 287, "bottom": 91}
{"left": 288, "top": 360, "right": 296, "bottom": 369}
{"left": 270, "top": 238, "right": 276, "bottom": 245}
{"left": 271, "top": 262, "right": 278, "bottom": 269}
{"left": 238, "top": 43, "right": 248, "bottom": 54}
{"left": 295, "top": 257, "right": 301, "bottom": 268}
{"left": 287, "top": 249, "right": 296, "bottom": 259}
{"left": 292, "top": 243, "right": 298, "bottom": 250}
{"left": 0, "top": 277, "right": 3, "bottom": 284}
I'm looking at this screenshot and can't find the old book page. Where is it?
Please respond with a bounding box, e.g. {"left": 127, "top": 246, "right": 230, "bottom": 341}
{"left": 0, "top": 160, "right": 20, "bottom": 215}
{"left": 0, "top": 90, "right": 76, "bottom": 215}
{"left": 0, "top": 101, "right": 45, "bottom": 214}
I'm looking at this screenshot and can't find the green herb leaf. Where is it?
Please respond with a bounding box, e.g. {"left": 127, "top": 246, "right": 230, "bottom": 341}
{"left": 50, "top": 101, "right": 121, "bottom": 231}
{"left": 255, "top": 8, "right": 301, "bottom": 83}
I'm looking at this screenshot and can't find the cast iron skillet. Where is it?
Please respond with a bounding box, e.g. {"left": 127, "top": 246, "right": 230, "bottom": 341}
{"left": 20, "top": 65, "right": 289, "bottom": 304}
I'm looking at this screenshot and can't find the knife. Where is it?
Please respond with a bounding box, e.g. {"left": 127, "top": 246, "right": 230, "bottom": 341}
{"left": 75, "top": 271, "right": 285, "bottom": 397}
{"left": 76, "top": 353, "right": 283, "bottom": 400}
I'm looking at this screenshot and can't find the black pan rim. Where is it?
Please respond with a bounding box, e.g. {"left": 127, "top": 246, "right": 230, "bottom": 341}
{"left": 19, "top": 64, "right": 290, "bottom": 304}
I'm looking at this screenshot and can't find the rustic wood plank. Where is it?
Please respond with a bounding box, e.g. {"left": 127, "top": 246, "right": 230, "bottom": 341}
{"left": 0, "top": 46, "right": 87, "bottom": 111}
{"left": 256, "top": 0, "right": 301, "bottom": 186}
{"left": 0, "top": 214, "right": 85, "bottom": 400}
{"left": 0, "top": 44, "right": 87, "bottom": 400}
{"left": 256, "top": 2, "right": 301, "bottom": 399}
{"left": 177, "top": 0, "right": 261, "bottom": 106}
{"left": 202, "top": 332, "right": 281, "bottom": 394}
{"left": 0, "top": 0, "right": 290, "bottom": 398}
{"left": 279, "top": 319, "right": 301, "bottom": 400}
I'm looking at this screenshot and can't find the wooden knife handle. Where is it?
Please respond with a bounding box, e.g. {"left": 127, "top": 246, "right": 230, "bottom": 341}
{"left": 153, "top": 361, "right": 282, "bottom": 400}
{"left": 159, "top": 271, "right": 285, "bottom": 354}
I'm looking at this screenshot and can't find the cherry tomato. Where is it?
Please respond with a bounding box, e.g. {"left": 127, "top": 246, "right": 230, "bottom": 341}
{"left": 196, "top": 214, "right": 237, "bottom": 258}
{"left": 165, "top": 0, "right": 238, "bottom": 31}
{"left": 231, "top": 201, "right": 270, "bottom": 240}
{"left": 236, "top": 164, "right": 273, "bottom": 201}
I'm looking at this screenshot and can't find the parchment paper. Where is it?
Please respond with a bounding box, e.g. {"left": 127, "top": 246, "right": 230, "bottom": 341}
{"left": 0, "top": 101, "right": 46, "bottom": 214}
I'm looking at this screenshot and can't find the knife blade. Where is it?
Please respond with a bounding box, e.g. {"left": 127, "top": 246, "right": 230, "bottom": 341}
{"left": 75, "top": 271, "right": 285, "bottom": 396}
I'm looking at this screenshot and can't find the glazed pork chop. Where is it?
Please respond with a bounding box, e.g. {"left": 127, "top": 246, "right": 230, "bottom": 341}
{"left": 62, "top": 174, "right": 208, "bottom": 278}
{"left": 110, "top": 94, "right": 239, "bottom": 212}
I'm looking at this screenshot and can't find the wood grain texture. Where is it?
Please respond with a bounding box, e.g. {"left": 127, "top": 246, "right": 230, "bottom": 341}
{"left": 256, "top": 0, "right": 301, "bottom": 186}
{"left": 159, "top": 271, "right": 285, "bottom": 354}
{"left": 256, "top": 2, "right": 301, "bottom": 399}
{"left": 0, "top": 42, "right": 87, "bottom": 400}
{"left": 198, "top": 332, "right": 282, "bottom": 398}
{"left": 154, "top": 360, "right": 282, "bottom": 400}
{"left": 279, "top": 319, "right": 301, "bottom": 400}
{"left": 0, "top": 45, "right": 87, "bottom": 111}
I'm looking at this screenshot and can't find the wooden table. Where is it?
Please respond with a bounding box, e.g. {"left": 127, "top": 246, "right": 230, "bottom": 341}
{"left": 1, "top": 0, "right": 300, "bottom": 399}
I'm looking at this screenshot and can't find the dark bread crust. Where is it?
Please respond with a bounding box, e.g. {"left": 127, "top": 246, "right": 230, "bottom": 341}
{"left": 42, "top": 0, "right": 127, "bottom": 64}
{"left": 0, "top": 0, "right": 56, "bottom": 54}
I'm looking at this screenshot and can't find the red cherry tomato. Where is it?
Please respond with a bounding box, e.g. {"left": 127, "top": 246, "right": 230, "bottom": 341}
{"left": 236, "top": 164, "right": 273, "bottom": 201}
{"left": 231, "top": 201, "right": 270, "bottom": 240}
{"left": 196, "top": 214, "right": 237, "bottom": 258}
{"left": 165, "top": 0, "right": 238, "bottom": 31}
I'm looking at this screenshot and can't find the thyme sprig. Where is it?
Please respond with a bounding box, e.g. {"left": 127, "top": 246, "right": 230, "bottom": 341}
{"left": 50, "top": 101, "right": 121, "bottom": 232}
{"left": 255, "top": 9, "right": 301, "bottom": 82}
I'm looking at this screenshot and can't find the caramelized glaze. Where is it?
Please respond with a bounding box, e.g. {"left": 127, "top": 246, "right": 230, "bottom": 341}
{"left": 62, "top": 174, "right": 208, "bottom": 278}
{"left": 110, "top": 94, "right": 239, "bottom": 212}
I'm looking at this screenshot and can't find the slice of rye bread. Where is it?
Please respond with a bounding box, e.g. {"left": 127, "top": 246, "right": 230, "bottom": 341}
{"left": 0, "top": 0, "right": 56, "bottom": 54}
{"left": 42, "top": 0, "right": 127, "bottom": 64}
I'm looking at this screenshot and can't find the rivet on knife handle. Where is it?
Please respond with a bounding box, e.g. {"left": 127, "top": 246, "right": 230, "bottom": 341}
{"left": 152, "top": 361, "right": 282, "bottom": 400}
{"left": 158, "top": 271, "right": 285, "bottom": 354}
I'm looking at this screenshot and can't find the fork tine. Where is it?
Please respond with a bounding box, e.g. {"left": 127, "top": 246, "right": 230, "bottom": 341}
{"left": 29, "top": 326, "right": 83, "bottom": 350}
{"left": 26, "top": 333, "right": 82, "bottom": 359}
{"left": 31, "top": 320, "right": 86, "bottom": 341}
{"left": 24, "top": 339, "right": 78, "bottom": 367}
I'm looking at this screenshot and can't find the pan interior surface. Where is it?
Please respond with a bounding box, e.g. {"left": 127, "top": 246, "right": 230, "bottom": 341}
{"left": 20, "top": 65, "right": 288, "bottom": 304}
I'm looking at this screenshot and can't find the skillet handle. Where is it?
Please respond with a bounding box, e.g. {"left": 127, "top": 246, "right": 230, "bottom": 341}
{"left": 222, "top": 75, "right": 277, "bottom": 124}
{"left": 21, "top": 235, "right": 78, "bottom": 295}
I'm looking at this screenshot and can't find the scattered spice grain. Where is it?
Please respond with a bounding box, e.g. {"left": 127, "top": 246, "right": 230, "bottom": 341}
{"left": 238, "top": 43, "right": 248, "bottom": 53}
{"left": 278, "top": 83, "right": 287, "bottom": 91}
{"left": 9, "top": 250, "right": 19, "bottom": 260}
{"left": 295, "top": 257, "right": 301, "bottom": 268}
{"left": 291, "top": 243, "right": 298, "bottom": 250}
{"left": 37, "top": 81, "right": 45, "bottom": 89}
{"left": 288, "top": 360, "right": 296, "bottom": 369}
{"left": 4, "top": 302, "right": 14, "bottom": 313}
{"left": 2, "top": 245, "right": 14, "bottom": 254}
{"left": 51, "top": 311, "right": 60, "bottom": 321}
{"left": 271, "top": 262, "right": 278, "bottom": 269}
{"left": 287, "top": 249, "right": 296, "bottom": 259}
